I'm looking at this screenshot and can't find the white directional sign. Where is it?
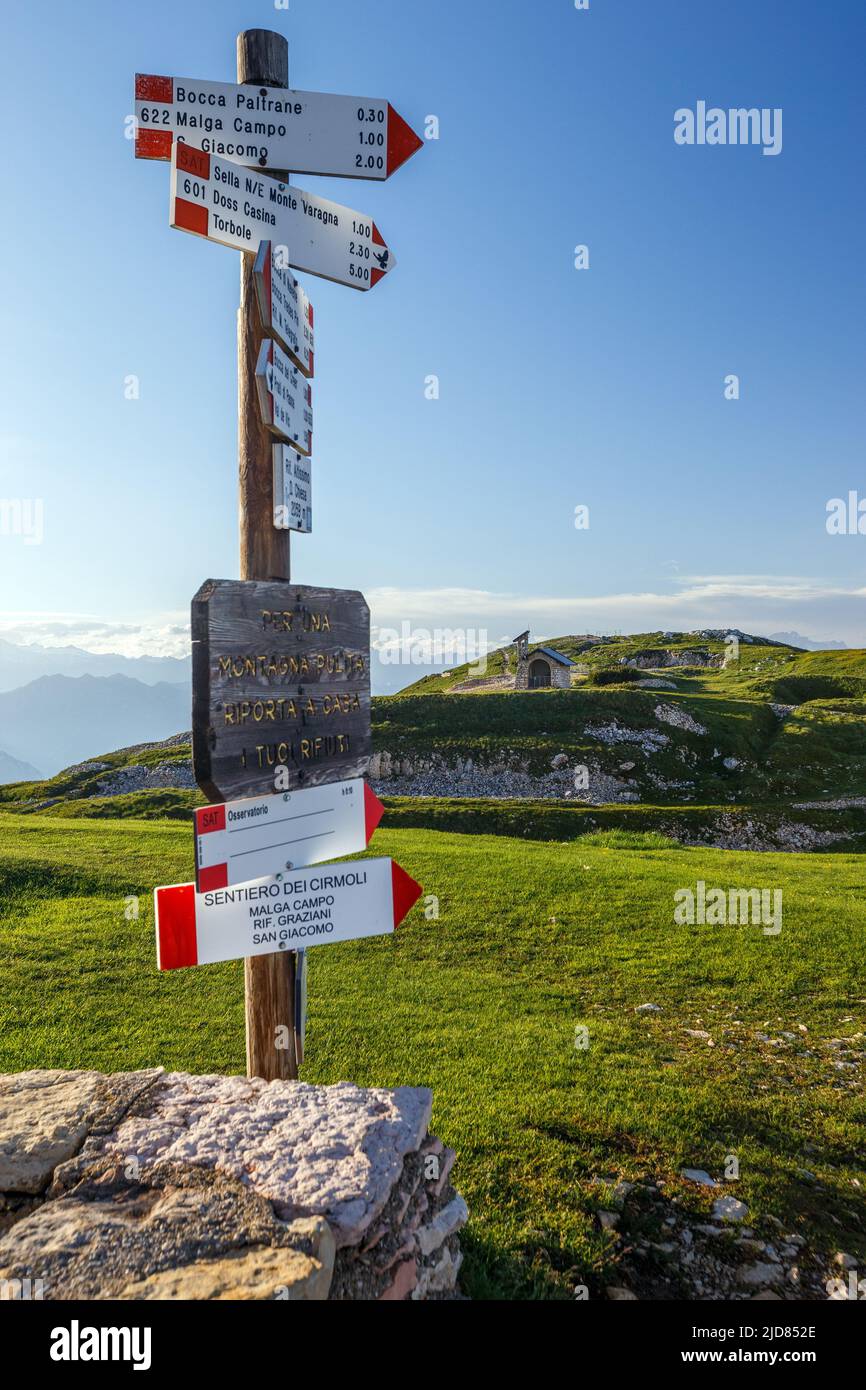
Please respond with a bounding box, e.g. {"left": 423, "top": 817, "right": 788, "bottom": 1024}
{"left": 170, "top": 142, "right": 396, "bottom": 290}
{"left": 256, "top": 340, "right": 313, "bottom": 453}
{"left": 135, "top": 73, "right": 424, "bottom": 181}
{"left": 273, "top": 444, "right": 312, "bottom": 534}
{"left": 154, "top": 858, "right": 423, "bottom": 971}
{"left": 193, "top": 779, "right": 385, "bottom": 891}
{"left": 254, "top": 241, "right": 314, "bottom": 377}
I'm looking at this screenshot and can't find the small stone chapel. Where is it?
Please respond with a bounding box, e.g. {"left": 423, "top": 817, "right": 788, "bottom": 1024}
{"left": 513, "top": 631, "right": 575, "bottom": 690}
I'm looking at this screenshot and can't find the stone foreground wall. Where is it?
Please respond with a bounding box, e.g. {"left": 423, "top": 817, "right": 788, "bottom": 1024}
{"left": 0, "top": 1070, "right": 467, "bottom": 1301}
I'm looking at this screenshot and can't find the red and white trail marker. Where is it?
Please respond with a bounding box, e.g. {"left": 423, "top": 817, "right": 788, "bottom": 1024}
{"left": 135, "top": 73, "right": 423, "bottom": 181}
{"left": 193, "top": 778, "right": 384, "bottom": 892}
{"left": 255, "top": 339, "right": 313, "bottom": 453}
{"left": 254, "top": 241, "right": 314, "bottom": 377}
{"left": 154, "top": 857, "right": 422, "bottom": 971}
{"left": 170, "top": 142, "right": 396, "bottom": 290}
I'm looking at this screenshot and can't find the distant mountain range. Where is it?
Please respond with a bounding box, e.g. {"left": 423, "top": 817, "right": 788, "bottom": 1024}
{"left": 0, "top": 638, "right": 190, "bottom": 693}
{"left": 767, "top": 631, "right": 847, "bottom": 651}
{"left": 0, "top": 748, "right": 42, "bottom": 784}
{"left": 0, "top": 674, "right": 190, "bottom": 779}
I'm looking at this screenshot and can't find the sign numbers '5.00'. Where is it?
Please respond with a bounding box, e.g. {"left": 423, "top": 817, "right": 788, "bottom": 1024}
{"left": 350, "top": 218, "right": 374, "bottom": 282}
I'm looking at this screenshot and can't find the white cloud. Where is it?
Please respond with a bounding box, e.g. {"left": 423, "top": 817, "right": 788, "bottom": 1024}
{"left": 0, "top": 612, "right": 190, "bottom": 659}
{"left": 1, "top": 573, "right": 863, "bottom": 665}
{"left": 367, "top": 577, "right": 865, "bottom": 649}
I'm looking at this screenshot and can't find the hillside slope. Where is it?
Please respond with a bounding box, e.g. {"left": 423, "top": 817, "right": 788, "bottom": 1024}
{"left": 0, "top": 632, "right": 863, "bottom": 852}
{"left": 1, "top": 812, "right": 863, "bottom": 1299}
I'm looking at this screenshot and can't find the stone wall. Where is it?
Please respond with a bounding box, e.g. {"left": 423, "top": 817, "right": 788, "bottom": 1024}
{"left": 0, "top": 1070, "right": 467, "bottom": 1301}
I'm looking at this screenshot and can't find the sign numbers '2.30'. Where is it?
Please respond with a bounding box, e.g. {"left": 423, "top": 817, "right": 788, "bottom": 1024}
{"left": 349, "top": 217, "right": 374, "bottom": 283}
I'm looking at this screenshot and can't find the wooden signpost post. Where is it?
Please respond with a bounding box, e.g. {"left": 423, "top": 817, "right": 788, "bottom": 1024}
{"left": 138, "top": 27, "right": 423, "bottom": 1084}
{"left": 238, "top": 32, "right": 296, "bottom": 1080}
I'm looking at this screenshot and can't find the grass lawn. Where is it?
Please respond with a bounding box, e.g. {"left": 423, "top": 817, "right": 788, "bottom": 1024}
{"left": 1, "top": 811, "right": 864, "bottom": 1298}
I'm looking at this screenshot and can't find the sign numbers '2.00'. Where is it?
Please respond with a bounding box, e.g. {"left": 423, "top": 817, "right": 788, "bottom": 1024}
{"left": 355, "top": 106, "right": 385, "bottom": 174}
{"left": 135, "top": 74, "right": 423, "bottom": 182}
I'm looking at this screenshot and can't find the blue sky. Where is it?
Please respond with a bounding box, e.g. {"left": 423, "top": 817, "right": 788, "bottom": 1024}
{"left": 1, "top": 0, "right": 864, "bottom": 671}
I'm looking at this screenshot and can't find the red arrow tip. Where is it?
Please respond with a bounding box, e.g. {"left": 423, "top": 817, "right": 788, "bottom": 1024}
{"left": 387, "top": 104, "right": 424, "bottom": 177}
{"left": 391, "top": 861, "right": 423, "bottom": 927}
{"left": 155, "top": 884, "right": 198, "bottom": 971}
{"left": 364, "top": 782, "right": 385, "bottom": 843}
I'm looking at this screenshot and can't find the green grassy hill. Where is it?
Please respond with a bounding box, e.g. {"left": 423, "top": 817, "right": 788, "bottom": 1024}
{"left": 1, "top": 633, "right": 864, "bottom": 851}
{"left": 402, "top": 630, "right": 866, "bottom": 699}
{"left": 1, "top": 811, "right": 863, "bottom": 1299}
{"left": 1, "top": 634, "right": 863, "bottom": 1298}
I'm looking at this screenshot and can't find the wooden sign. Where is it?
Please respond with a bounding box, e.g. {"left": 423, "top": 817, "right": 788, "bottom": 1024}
{"left": 170, "top": 142, "right": 396, "bottom": 290}
{"left": 135, "top": 74, "right": 423, "bottom": 181}
{"left": 155, "top": 858, "right": 424, "bottom": 971}
{"left": 256, "top": 341, "right": 313, "bottom": 453}
{"left": 193, "top": 779, "right": 385, "bottom": 891}
{"left": 191, "top": 579, "right": 371, "bottom": 802}
{"left": 273, "top": 444, "right": 312, "bottom": 533}
{"left": 253, "top": 242, "right": 314, "bottom": 377}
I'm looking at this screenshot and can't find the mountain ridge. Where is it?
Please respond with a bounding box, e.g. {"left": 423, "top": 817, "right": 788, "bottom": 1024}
{"left": 0, "top": 673, "right": 190, "bottom": 778}
{"left": 0, "top": 637, "right": 190, "bottom": 693}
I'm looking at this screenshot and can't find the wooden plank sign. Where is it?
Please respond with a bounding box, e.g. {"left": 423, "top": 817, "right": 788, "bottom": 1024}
{"left": 253, "top": 241, "right": 314, "bottom": 377}
{"left": 256, "top": 341, "right": 313, "bottom": 454}
{"left": 170, "top": 142, "right": 396, "bottom": 290}
{"left": 135, "top": 74, "right": 423, "bottom": 181}
{"left": 273, "top": 445, "right": 312, "bottom": 533}
{"left": 192, "top": 579, "right": 371, "bottom": 802}
{"left": 193, "top": 779, "right": 385, "bottom": 891}
{"left": 155, "top": 858, "right": 423, "bottom": 971}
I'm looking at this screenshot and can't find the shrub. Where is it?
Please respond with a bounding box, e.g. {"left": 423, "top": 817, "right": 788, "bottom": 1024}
{"left": 590, "top": 667, "right": 646, "bottom": 686}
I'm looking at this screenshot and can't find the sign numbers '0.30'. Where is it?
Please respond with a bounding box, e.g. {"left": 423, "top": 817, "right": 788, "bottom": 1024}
{"left": 355, "top": 108, "right": 385, "bottom": 170}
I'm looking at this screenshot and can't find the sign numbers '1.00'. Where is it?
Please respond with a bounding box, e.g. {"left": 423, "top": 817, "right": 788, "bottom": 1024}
{"left": 135, "top": 74, "right": 423, "bottom": 182}
{"left": 170, "top": 142, "right": 396, "bottom": 291}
